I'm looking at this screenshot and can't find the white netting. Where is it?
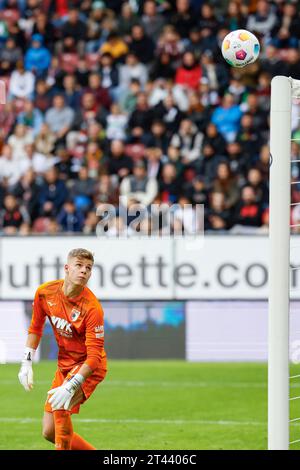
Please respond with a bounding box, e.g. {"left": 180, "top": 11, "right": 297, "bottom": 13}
{"left": 292, "top": 78, "right": 300, "bottom": 99}
{"left": 289, "top": 77, "right": 300, "bottom": 447}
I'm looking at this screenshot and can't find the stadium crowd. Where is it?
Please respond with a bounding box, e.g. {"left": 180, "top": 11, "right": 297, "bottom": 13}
{"left": 0, "top": 0, "right": 299, "bottom": 235}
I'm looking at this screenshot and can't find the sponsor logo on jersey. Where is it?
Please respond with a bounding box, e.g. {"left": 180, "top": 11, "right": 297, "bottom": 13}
{"left": 95, "top": 325, "right": 104, "bottom": 338}
{"left": 47, "top": 301, "right": 56, "bottom": 307}
{"left": 71, "top": 308, "right": 81, "bottom": 322}
{"left": 95, "top": 325, "right": 104, "bottom": 332}
{"left": 51, "top": 315, "right": 72, "bottom": 335}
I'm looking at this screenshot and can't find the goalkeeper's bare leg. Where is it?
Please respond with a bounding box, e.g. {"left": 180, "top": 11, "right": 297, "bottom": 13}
{"left": 42, "top": 388, "right": 96, "bottom": 450}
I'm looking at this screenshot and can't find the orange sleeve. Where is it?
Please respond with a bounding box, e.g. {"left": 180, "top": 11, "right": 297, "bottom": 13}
{"left": 84, "top": 303, "right": 105, "bottom": 371}
{"left": 28, "top": 288, "right": 46, "bottom": 337}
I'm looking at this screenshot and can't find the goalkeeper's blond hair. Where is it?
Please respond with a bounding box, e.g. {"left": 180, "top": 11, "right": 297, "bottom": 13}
{"left": 67, "top": 248, "right": 94, "bottom": 264}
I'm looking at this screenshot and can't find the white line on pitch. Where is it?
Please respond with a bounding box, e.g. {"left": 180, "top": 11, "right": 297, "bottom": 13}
{"left": 0, "top": 417, "right": 267, "bottom": 426}
{"left": 0, "top": 380, "right": 271, "bottom": 388}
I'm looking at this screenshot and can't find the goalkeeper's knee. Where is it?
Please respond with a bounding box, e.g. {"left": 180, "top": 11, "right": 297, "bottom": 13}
{"left": 42, "top": 427, "right": 55, "bottom": 443}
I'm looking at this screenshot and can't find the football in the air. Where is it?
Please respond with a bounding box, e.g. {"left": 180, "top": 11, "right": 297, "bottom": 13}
{"left": 221, "top": 29, "right": 260, "bottom": 68}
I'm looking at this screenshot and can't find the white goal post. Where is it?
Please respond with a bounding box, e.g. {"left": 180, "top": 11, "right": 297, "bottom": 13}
{"left": 268, "top": 76, "right": 300, "bottom": 450}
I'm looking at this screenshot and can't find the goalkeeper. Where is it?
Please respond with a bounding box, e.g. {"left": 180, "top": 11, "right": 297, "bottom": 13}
{"left": 18, "top": 248, "right": 107, "bottom": 450}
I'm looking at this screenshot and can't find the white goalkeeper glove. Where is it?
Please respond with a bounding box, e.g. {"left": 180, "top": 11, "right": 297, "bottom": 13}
{"left": 18, "top": 347, "right": 35, "bottom": 391}
{"left": 47, "top": 374, "right": 84, "bottom": 411}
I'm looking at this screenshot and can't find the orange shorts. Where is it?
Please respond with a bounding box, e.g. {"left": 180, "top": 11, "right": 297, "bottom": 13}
{"left": 44, "top": 364, "right": 107, "bottom": 414}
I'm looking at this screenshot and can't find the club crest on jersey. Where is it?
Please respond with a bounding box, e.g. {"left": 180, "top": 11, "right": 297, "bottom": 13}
{"left": 71, "top": 308, "right": 81, "bottom": 322}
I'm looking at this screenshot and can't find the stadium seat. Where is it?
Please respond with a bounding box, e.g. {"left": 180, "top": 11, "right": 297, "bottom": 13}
{"left": 125, "top": 143, "right": 145, "bottom": 162}
{"left": 60, "top": 53, "right": 80, "bottom": 73}
{"left": 32, "top": 217, "right": 50, "bottom": 233}
{"left": 0, "top": 76, "right": 10, "bottom": 90}
{"left": 0, "top": 9, "right": 20, "bottom": 25}
{"left": 86, "top": 53, "right": 100, "bottom": 71}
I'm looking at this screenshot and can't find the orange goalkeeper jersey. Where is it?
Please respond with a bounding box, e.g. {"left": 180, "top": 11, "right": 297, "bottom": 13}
{"left": 28, "top": 280, "right": 107, "bottom": 373}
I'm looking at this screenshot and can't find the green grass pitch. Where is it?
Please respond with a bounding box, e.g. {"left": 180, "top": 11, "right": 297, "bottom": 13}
{"left": 1, "top": 360, "right": 300, "bottom": 450}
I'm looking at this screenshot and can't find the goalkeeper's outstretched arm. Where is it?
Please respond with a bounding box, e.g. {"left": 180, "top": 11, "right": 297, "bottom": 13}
{"left": 18, "top": 333, "right": 41, "bottom": 391}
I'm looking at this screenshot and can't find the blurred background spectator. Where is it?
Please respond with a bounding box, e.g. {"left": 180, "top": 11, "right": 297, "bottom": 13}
{"left": 1, "top": 0, "right": 299, "bottom": 236}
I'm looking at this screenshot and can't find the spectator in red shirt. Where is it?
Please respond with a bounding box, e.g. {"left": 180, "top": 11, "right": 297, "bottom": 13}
{"left": 233, "top": 185, "right": 263, "bottom": 228}
{"left": 175, "top": 51, "right": 202, "bottom": 90}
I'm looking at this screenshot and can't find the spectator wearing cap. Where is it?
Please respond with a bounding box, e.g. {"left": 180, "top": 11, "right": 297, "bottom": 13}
{"left": 45, "top": 94, "right": 75, "bottom": 144}
{"left": 24, "top": 34, "right": 52, "bottom": 78}
{"left": 120, "top": 159, "right": 158, "bottom": 207}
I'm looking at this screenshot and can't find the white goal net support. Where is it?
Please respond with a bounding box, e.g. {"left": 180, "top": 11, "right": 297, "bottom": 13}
{"left": 269, "top": 76, "right": 300, "bottom": 450}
